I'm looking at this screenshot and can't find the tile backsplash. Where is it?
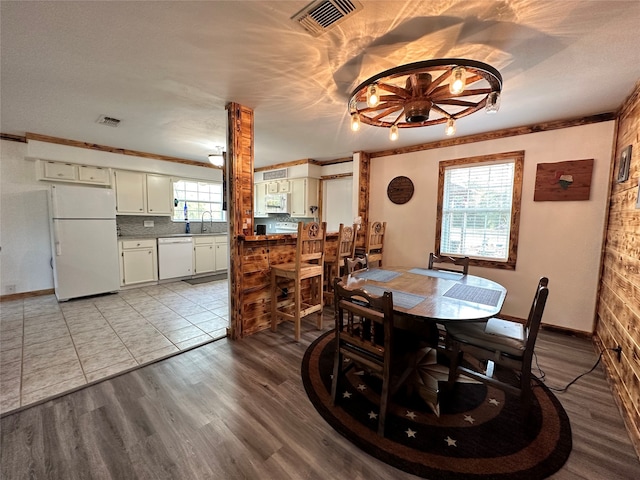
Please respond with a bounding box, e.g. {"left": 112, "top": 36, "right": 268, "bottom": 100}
{"left": 117, "top": 216, "right": 227, "bottom": 237}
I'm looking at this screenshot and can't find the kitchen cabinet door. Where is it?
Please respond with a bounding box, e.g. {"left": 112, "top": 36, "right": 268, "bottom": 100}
{"left": 114, "top": 170, "right": 146, "bottom": 214}
{"left": 254, "top": 182, "right": 268, "bottom": 217}
{"left": 147, "top": 174, "right": 173, "bottom": 215}
{"left": 120, "top": 246, "right": 157, "bottom": 285}
{"left": 194, "top": 236, "right": 216, "bottom": 274}
{"left": 290, "top": 177, "right": 319, "bottom": 217}
{"left": 215, "top": 236, "right": 228, "bottom": 271}
{"left": 43, "top": 161, "right": 78, "bottom": 181}
{"left": 78, "top": 165, "right": 110, "bottom": 184}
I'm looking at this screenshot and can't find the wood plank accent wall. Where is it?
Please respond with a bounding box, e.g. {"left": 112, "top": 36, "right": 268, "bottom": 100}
{"left": 595, "top": 81, "right": 640, "bottom": 456}
{"left": 226, "top": 103, "right": 255, "bottom": 340}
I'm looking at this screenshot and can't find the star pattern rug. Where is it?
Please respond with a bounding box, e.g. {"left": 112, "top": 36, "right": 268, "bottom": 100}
{"left": 301, "top": 331, "right": 572, "bottom": 479}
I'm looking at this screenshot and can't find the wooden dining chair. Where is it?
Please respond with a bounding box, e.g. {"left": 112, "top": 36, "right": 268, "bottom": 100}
{"left": 445, "top": 277, "right": 550, "bottom": 412}
{"left": 270, "top": 221, "right": 326, "bottom": 342}
{"left": 331, "top": 278, "right": 406, "bottom": 437}
{"left": 428, "top": 253, "right": 470, "bottom": 275}
{"left": 360, "top": 221, "right": 386, "bottom": 267}
{"left": 345, "top": 255, "right": 368, "bottom": 274}
{"left": 323, "top": 223, "right": 356, "bottom": 305}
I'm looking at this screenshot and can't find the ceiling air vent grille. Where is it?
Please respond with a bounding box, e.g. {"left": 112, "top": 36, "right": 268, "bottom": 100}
{"left": 96, "top": 115, "right": 121, "bottom": 127}
{"left": 292, "top": 0, "right": 363, "bottom": 37}
{"left": 262, "top": 169, "right": 288, "bottom": 181}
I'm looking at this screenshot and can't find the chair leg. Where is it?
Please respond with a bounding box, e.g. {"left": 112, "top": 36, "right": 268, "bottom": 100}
{"left": 271, "top": 271, "right": 278, "bottom": 333}
{"left": 294, "top": 277, "right": 302, "bottom": 342}
{"left": 330, "top": 344, "right": 342, "bottom": 406}
{"left": 378, "top": 365, "right": 391, "bottom": 436}
{"left": 316, "top": 275, "right": 324, "bottom": 330}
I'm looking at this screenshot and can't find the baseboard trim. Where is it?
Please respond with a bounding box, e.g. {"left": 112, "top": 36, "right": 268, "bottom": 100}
{"left": 0, "top": 289, "right": 55, "bottom": 302}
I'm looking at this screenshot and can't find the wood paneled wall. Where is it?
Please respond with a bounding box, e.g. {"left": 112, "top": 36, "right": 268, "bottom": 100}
{"left": 226, "top": 103, "right": 255, "bottom": 340}
{"left": 595, "top": 81, "right": 640, "bottom": 455}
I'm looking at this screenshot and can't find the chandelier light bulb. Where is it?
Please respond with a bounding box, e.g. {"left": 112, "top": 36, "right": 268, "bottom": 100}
{"left": 389, "top": 124, "right": 399, "bottom": 141}
{"left": 445, "top": 118, "right": 456, "bottom": 136}
{"left": 449, "top": 66, "right": 466, "bottom": 94}
{"left": 486, "top": 91, "right": 501, "bottom": 114}
{"left": 367, "top": 84, "right": 379, "bottom": 107}
{"left": 351, "top": 113, "right": 361, "bottom": 131}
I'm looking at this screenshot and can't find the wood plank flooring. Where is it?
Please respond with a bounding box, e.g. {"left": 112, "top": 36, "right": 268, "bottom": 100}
{"left": 1, "top": 315, "right": 639, "bottom": 480}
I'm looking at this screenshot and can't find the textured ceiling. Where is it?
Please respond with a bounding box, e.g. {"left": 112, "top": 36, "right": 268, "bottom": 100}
{"left": 1, "top": 1, "right": 639, "bottom": 168}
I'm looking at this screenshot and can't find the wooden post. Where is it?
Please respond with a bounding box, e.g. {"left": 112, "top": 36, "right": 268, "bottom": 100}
{"left": 226, "top": 102, "right": 255, "bottom": 340}
{"left": 355, "top": 151, "right": 370, "bottom": 249}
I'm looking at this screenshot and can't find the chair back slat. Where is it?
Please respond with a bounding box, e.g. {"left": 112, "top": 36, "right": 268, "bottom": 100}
{"left": 297, "top": 221, "right": 326, "bottom": 266}
{"left": 366, "top": 221, "right": 386, "bottom": 253}
{"left": 523, "top": 277, "right": 549, "bottom": 357}
{"left": 428, "top": 253, "right": 470, "bottom": 275}
{"left": 346, "top": 256, "right": 368, "bottom": 274}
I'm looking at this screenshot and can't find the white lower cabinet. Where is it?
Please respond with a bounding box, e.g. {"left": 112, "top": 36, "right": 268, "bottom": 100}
{"left": 194, "top": 236, "right": 216, "bottom": 274}
{"left": 215, "top": 236, "right": 228, "bottom": 271}
{"left": 193, "top": 235, "right": 228, "bottom": 274}
{"left": 119, "top": 239, "right": 158, "bottom": 286}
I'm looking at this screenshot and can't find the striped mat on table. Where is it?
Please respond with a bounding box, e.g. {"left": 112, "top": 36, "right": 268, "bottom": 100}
{"left": 443, "top": 283, "right": 502, "bottom": 306}
{"left": 357, "top": 285, "right": 426, "bottom": 310}
{"left": 354, "top": 269, "right": 401, "bottom": 282}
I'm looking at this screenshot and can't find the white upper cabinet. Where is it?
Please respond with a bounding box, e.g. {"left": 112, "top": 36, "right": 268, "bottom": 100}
{"left": 146, "top": 174, "right": 173, "bottom": 215}
{"left": 37, "top": 160, "right": 111, "bottom": 186}
{"left": 114, "top": 170, "right": 173, "bottom": 216}
{"left": 290, "top": 177, "right": 319, "bottom": 217}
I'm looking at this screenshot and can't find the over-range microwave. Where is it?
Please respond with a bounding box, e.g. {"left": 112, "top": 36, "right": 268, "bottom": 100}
{"left": 265, "top": 193, "right": 290, "bottom": 213}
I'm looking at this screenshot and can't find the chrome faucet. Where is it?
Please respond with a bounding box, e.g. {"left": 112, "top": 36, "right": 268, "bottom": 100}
{"left": 201, "top": 211, "right": 213, "bottom": 233}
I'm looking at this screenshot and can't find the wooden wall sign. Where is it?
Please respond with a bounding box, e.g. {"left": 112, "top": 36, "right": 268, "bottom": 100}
{"left": 533, "top": 159, "right": 594, "bottom": 201}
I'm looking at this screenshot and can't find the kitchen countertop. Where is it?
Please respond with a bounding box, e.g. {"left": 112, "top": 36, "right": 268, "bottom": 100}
{"left": 119, "top": 232, "right": 228, "bottom": 240}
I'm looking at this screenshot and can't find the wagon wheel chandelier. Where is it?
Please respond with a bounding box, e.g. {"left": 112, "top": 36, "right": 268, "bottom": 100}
{"left": 348, "top": 58, "right": 502, "bottom": 140}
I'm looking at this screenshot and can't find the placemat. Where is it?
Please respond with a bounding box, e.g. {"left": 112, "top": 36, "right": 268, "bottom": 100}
{"left": 354, "top": 269, "right": 401, "bottom": 282}
{"left": 360, "top": 285, "right": 426, "bottom": 310}
{"left": 409, "top": 268, "right": 464, "bottom": 280}
{"left": 443, "top": 283, "right": 502, "bottom": 306}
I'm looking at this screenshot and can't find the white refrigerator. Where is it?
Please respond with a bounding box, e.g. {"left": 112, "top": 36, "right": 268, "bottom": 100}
{"left": 49, "top": 184, "right": 120, "bottom": 301}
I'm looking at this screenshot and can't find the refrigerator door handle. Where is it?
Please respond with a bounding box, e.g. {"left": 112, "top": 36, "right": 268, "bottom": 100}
{"left": 53, "top": 220, "right": 62, "bottom": 256}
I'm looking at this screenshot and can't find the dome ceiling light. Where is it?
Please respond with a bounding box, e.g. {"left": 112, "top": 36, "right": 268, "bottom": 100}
{"left": 348, "top": 58, "right": 502, "bottom": 140}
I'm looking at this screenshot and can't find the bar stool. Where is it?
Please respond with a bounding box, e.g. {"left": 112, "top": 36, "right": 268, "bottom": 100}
{"left": 356, "top": 221, "right": 386, "bottom": 267}
{"left": 271, "top": 221, "right": 326, "bottom": 342}
{"left": 323, "top": 223, "right": 356, "bottom": 305}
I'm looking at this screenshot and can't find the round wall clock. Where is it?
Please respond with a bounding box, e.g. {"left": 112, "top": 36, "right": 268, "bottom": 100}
{"left": 387, "top": 176, "right": 414, "bottom": 204}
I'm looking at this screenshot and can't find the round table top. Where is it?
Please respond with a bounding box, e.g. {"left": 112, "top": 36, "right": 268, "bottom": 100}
{"left": 341, "top": 266, "right": 507, "bottom": 322}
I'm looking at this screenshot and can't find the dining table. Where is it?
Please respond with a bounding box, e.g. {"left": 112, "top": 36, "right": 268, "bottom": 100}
{"left": 339, "top": 266, "right": 508, "bottom": 414}
{"left": 341, "top": 266, "right": 507, "bottom": 323}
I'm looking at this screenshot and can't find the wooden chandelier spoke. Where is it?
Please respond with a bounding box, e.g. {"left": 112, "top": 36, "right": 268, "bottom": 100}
{"left": 435, "top": 99, "right": 479, "bottom": 107}
{"left": 431, "top": 88, "right": 492, "bottom": 101}
{"left": 372, "top": 106, "right": 404, "bottom": 121}
{"left": 377, "top": 83, "right": 409, "bottom": 98}
{"left": 426, "top": 70, "right": 452, "bottom": 95}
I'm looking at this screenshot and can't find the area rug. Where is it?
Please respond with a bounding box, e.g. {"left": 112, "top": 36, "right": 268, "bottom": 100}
{"left": 182, "top": 272, "right": 227, "bottom": 285}
{"left": 301, "top": 331, "right": 572, "bottom": 479}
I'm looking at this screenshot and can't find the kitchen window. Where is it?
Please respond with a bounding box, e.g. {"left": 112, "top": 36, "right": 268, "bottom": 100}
{"left": 173, "top": 180, "right": 226, "bottom": 222}
{"left": 435, "top": 151, "right": 524, "bottom": 270}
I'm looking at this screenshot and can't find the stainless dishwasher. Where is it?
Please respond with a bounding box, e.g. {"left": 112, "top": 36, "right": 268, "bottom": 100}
{"left": 157, "top": 237, "right": 193, "bottom": 279}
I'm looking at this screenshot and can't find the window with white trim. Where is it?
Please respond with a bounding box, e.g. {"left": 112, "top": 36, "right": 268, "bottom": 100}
{"left": 436, "top": 151, "right": 523, "bottom": 270}
{"left": 172, "top": 180, "right": 225, "bottom": 222}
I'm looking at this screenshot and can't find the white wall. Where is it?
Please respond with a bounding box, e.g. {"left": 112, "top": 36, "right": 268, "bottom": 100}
{"left": 369, "top": 122, "right": 615, "bottom": 333}
{"left": 0, "top": 139, "right": 221, "bottom": 295}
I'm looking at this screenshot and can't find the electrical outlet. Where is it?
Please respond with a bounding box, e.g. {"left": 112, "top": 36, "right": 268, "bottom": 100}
{"left": 5, "top": 284, "right": 16, "bottom": 294}
{"left": 616, "top": 345, "right": 622, "bottom": 362}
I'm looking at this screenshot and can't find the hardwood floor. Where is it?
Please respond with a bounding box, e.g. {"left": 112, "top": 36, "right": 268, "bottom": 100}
{"left": 1, "top": 314, "right": 639, "bottom": 480}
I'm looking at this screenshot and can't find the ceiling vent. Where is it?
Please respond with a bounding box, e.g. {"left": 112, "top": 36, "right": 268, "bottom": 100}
{"left": 292, "top": 0, "right": 363, "bottom": 37}
{"left": 96, "top": 115, "right": 121, "bottom": 127}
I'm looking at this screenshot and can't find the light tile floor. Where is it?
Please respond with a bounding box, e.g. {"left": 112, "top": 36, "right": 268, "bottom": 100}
{"left": 0, "top": 277, "right": 229, "bottom": 415}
